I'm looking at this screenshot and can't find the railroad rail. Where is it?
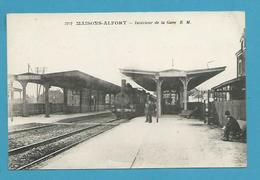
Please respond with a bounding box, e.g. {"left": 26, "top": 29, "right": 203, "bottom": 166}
{"left": 8, "top": 113, "right": 115, "bottom": 135}
{"left": 9, "top": 118, "right": 126, "bottom": 170}
{"left": 9, "top": 124, "right": 55, "bottom": 135}
{"left": 8, "top": 124, "right": 101, "bottom": 155}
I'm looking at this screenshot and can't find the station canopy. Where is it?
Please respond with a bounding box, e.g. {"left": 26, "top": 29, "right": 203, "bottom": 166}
{"left": 14, "top": 70, "right": 121, "bottom": 93}
{"left": 120, "top": 67, "right": 226, "bottom": 91}
{"left": 211, "top": 76, "right": 245, "bottom": 91}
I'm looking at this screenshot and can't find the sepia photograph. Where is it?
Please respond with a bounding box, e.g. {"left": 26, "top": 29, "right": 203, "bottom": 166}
{"left": 7, "top": 12, "right": 246, "bottom": 170}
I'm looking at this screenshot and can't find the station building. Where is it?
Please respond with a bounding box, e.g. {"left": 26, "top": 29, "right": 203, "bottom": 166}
{"left": 9, "top": 70, "right": 121, "bottom": 117}
{"left": 212, "top": 30, "right": 246, "bottom": 101}
{"left": 210, "top": 29, "right": 246, "bottom": 126}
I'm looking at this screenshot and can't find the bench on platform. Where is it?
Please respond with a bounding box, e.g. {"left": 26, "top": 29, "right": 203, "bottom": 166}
{"left": 179, "top": 110, "right": 193, "bottom": 118}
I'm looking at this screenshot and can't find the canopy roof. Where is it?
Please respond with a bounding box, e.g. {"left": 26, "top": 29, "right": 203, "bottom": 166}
{"left": 211, "top": 76, "right": 245, "bottom": 91}
{"left": 120, "top": 67, "right": 226, "bottom": 91}
{"left": 14, "top": 70, "right": 121, "bottom": 93}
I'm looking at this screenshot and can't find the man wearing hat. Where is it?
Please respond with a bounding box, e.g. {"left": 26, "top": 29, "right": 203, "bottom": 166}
{"left": 222, "top": 110, "right": 241, "bottom": 141}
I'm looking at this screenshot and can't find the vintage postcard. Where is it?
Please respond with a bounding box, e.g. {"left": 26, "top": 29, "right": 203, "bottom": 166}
{"left": 7, "top": 12, "right": 246, "bottom": 170}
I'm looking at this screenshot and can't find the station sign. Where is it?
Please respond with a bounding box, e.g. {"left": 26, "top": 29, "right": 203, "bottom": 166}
{"left": 16, "top": 74, "right": 41, "bottom": 81}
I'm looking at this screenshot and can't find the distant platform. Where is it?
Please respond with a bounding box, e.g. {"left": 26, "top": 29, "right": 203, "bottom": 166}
{"left": 8, "top": 111, "right": 112, "bottom": 127}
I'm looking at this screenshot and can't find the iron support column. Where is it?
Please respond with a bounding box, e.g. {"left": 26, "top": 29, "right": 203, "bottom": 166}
{"left": 109, "top": 94, "right": 111, "bottom": 108}
{"left": 180, "top": 78, "right": 189, "bottom": 111}
{"left": 20, "top": 81, "right": 28, "bottom": 117}
{"left": 155, "top": 77, "right": 162, "bottom": 122}
{"left": 63, "top": 88, "right": 68, "bottom": 113}
{"left": 183, "top": 82, "right": 188, "bottom": 111}
{"left": 10, "top": 79, "right": 14, "bottom": 121}
{"left": 79, "top": 90, "right": 83, "bottom": 113}
{"left": 44, "top": 83, "right": 50, "bottom": 117}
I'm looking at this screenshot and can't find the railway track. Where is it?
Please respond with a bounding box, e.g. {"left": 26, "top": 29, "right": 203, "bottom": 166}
{"left": 9, "top": 112, "right": 113, "bottom": 135}
{"left": 9, "top": 123, "right": 55, "bottom": 134}
{"left": 8, "top": 116, "right": 117, "bottom": 149}
{"left": 9, "top": 118, "right": 127, "bottom": 170}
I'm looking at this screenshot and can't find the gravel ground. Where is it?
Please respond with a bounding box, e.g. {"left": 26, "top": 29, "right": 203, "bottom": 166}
{"left": 8, "top": 117, "right": 126, "bottom": 170}
{"left": 8, "top": 123, "right": 50, "bottom": 132}
{"left": 8, "top": 124, "right": 90, "bottom": 149}
{"left": 9, "top": 117, "right": 117, "bottom": 150}
{"left": 9, "top": 124, "right": 117, "bottom": 170}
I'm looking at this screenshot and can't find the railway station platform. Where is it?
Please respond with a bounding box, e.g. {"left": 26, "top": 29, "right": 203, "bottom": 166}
{"left": 36, "top": 115, "right": 247, "bottom": 169}
{"left": 8, "top": 110, "right": 112, "bottom": 127}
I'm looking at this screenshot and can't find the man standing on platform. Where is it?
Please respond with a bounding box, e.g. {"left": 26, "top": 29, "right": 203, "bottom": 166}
{"left": 144, "top": 101, "right": 149, "bottom": 122}
{"left": 147, "top": 100, "right": 154, "bottom": 123}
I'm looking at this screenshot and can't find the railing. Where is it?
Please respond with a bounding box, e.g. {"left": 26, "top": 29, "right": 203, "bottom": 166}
{"left": 11, "top": 103, "right": 64, "bottom": 116}
{"left": 10, "top": 103, "right": 113, "bottom": 116}
{"left": 211, "top": 100, "right": 246, "bottom": 126}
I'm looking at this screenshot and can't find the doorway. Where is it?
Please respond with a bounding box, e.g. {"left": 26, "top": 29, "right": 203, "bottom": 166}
{"left": 162, "top": 90, "right": 180, "bottom": 114}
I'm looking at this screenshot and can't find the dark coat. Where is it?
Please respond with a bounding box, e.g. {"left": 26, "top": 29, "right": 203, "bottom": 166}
{"left": 147, "top": 102, "right": 154, "bottom": 114}
{"left": 226, "top": 116, "right": 241, "bottom": 133}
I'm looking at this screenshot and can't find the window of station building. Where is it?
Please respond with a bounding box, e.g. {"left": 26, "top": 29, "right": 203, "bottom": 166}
{"left": 67, "top": 89, "right": 80, "bottom": 106}
{"left": 110, "top": 94, "right": 114, "bottom": 104}
{"left": 241, "top": 37, "right": 246, "bottom": 50}
{"left": 97, "top": 92, "right": 103, "bottom": 104}
{"left": 226, "top": 85, "right": 231, "bottom": 101}
{"left": 238, "top": 59, "right": 243, "bottom": 77}
{"left": 105, "top": 94, "right": 110, "bottom": 104}
{"left": 91, "top": 95, "right": 96, "bottom": 105}
{"left": 163, "top": 90, "right": 177, "bottom": 105}
{"left": 81, "top": 90, "right": 90, "bottom": 105}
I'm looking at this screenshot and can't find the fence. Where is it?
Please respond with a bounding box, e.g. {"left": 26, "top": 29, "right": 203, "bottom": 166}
{"left": 211, "top": 100, "right": 246, "bottom": 126}
{"left": 11, "top": 103, "right": 64, "bottom": 116}
{"left": 10, "top": 103, "right": 112, "bottom": 116}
